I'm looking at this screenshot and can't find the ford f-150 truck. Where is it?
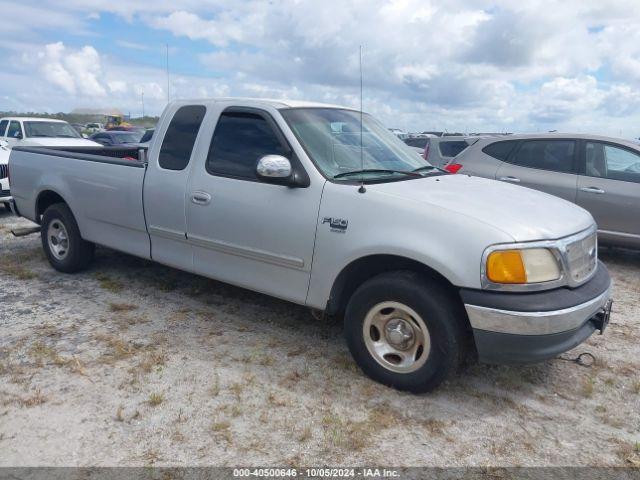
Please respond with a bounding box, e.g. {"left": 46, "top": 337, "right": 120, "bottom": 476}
{"left": 8, "top": 98, "right": 613, "bottom": 392}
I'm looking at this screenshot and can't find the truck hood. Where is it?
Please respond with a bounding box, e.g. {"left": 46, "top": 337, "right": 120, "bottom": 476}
{"left": 20, "top": 138, "right": 101, "bottom": 147}
{"left": 371, "top": 174, "right": 594, "bottom": 242}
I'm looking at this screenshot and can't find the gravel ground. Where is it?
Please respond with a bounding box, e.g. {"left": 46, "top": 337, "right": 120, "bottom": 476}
{"left": 0, "top": 209, "right": 638, "bottom": 467}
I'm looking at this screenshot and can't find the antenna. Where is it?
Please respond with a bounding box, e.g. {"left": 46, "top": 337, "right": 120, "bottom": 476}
{"left": 166, "top": 44, "right": 170, "bottom": 103}
{"left": 358, "top": 45, "right": 366, "bottom": 194}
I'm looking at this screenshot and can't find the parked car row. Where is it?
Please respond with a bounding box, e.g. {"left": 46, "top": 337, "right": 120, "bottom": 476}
{"left": 404, "top": 135, "right": 479, "bottom": 167}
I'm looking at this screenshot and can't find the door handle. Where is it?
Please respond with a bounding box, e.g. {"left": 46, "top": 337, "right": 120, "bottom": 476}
{"left": 498, "top": 176, "right": 521, "bottom": 183}
{"left": 580, "top": 187, "right": 605, "bottom": 194}
{"left": 190, "top": 191, "right": 212, "bottom": 205}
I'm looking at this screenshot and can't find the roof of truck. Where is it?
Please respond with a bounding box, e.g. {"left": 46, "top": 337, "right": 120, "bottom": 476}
{"left": 0, "top": 117, "right": 67, "bottom": 123}
{"left": 173, "top": 97, "right": 357, "bottom": 111}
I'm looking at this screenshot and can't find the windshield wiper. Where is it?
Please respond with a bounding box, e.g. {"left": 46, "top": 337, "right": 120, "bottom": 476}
{"left": 411, "top": 165, "right": 446, "bottom": 174}
{"left": 333, "top": 169, "right": 422, "bottom": 179}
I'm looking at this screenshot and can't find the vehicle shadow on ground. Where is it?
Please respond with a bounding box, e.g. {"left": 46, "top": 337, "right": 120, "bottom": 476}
{"left": 85, "top": 245, "right": 580, "bottom": 399}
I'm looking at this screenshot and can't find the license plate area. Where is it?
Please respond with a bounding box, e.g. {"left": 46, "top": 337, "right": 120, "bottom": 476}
{"left": 592, "top": 299, "right": 613, "bottom": 334}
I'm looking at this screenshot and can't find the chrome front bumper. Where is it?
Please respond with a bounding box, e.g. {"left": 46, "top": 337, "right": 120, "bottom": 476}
{"left": 465, "top": 287, "right": 611, "bottom": 336}
{"left": 461, "top": 262, "right": 612, "bottom": 364}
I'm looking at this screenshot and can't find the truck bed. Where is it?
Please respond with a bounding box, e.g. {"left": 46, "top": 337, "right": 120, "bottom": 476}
{"left": 10, "top": 145, "right": 151, "bottom": 260}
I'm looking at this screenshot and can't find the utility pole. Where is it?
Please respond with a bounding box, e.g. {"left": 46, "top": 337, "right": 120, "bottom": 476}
{"left": 166, "top": 44, "right": 170, "bottom": 103}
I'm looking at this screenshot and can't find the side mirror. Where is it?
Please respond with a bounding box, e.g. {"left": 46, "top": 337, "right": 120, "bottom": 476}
{"left": 256, "top": 155, "right": 292, "bottom": 183}
{"left": 13, "top": 131, "right": 23, "bottom": 139}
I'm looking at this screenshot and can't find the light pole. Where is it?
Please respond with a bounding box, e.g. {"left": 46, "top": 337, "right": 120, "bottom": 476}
{"left": 141, "top": 91, "right": 145, "bottom": 118}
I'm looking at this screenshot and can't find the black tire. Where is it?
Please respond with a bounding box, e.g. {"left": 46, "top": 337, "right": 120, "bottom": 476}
{"left": 344, "top": 270, "right": 466, "bottom": 393}
{"left": 41, "top": 203, "right": 94, "bottom": 273}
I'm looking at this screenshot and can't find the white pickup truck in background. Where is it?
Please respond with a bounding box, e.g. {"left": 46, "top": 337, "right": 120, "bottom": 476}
{"left": 0, "top": 117, "right": 101, "bottom": 209}
{"left": 0, "top": 140, "right": 9, "bottom": 209}
{"left": 7, "top": 98, "right": 613, "bottom": 392}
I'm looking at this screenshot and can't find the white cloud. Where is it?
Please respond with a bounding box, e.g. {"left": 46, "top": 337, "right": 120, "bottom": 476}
{"left": 35, "top": 42, "right": 106, "bottom": 97}
{"left": 0, "top": 0, "right": 640, "bottom": 138}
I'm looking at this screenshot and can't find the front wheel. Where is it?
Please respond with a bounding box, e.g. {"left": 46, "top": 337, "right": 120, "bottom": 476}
{"left": 41, "top": 203, "right": 94, "bottom": 273}
{"left": 344, "top": 271, "right": 466, "bottom": 393}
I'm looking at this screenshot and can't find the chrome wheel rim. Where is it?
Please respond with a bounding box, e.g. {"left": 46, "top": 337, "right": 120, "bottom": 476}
{"left": 363, "top": 301, "right": 431, "bottom": 373}
{"left": 47, "top": 220, "right": 69, "bottom": 260}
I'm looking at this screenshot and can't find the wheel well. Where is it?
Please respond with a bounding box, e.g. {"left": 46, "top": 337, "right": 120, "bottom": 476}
{"left": 327, "top": 254, "right": 461, "bottom": 317}
{"left": 36, "top": 190, "right": 66, "bottom": 223}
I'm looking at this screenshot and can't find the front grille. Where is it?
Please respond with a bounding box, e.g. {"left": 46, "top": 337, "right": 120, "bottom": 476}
{"left": 564, "top": 230, "right": 598, "bottom": 285}
{"left": 0, "top": 189, "right": 10, "bottom": 197}
{"left": 0, "top": 164, "right": 7, "bottom": 179}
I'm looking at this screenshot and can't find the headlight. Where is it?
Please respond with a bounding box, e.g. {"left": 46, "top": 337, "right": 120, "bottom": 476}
{"left": 486, "top": 248, "right": 561, "bottom": 284}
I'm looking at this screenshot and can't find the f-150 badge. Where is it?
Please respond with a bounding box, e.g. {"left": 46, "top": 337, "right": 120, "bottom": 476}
{"left": 322, "top": 217, "right": 348, "bottom": 233}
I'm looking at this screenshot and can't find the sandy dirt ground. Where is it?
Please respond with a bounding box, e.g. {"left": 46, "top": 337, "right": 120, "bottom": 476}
{"left": 0, "top": 209, "right": 638, "bottom": 467}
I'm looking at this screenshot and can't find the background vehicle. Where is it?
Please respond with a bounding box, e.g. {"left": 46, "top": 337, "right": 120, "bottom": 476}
{"left": 0, "top": 117, "right": 100, "bottom": 148}
{"left": 85, "top": 123, "right": 104, "bottom": 133}
{"left": 8, "top": 98, "right": 611, "bottom": 393}
{"left": 139, "top": 128, "right": 154, "bottom": 144}
{"left": 90, "top": 130, "right": 144, "bottom": 146}
{"left": 403, "top": 135, "right": 478, "bottom": 167}
{"left": 447, "top": 133, "right": 640, "bottom": 248}
{"left": 0, "top": 140, "right": 9, "bottom": 210}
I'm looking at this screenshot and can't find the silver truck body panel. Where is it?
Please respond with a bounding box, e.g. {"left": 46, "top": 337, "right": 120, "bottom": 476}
{"left": 8, "top": 99, "right": 611, "bottom": 369}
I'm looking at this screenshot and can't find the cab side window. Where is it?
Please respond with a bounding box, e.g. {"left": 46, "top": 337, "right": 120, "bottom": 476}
{"left": 510, "top": 140, "right": 575, "bottom": 173}
{"left": 206, "top": 111, "right": 289, "bottom": 180}
{"left": 158, "top": 105, "right": 206, "bottom": 171}
{"left": 7, "top": 121, "right": 23, "bottom": 139}
{"left": 585, "top": 142, "right": 640, "bottom": 184}
{"left": 0, "top": 120, "right": 8, "bottom": 137}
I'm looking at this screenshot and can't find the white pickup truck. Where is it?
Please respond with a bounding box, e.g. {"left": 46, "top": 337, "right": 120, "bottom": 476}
{"left": 8, "top": 98, "right": 612, "bottom": 392}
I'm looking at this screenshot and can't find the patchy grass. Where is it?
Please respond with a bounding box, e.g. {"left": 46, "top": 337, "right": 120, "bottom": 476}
{"left": 267, "top": 391, "right": 288, "bottom": 407}
{"left": 632, "top": 380, "right": 640, "bottom": 394}
{"left": 115, "top": 405, "right": 125, "bottom": 422}
{"left": 298, "top": 425, "right": 312, "bottom": 443}
{"left": 137, "top": 351, "right": 167, "bottom": 374}
{"left": 616, "top": 440, "right": 640, "bottom": 466}
{"left": 148, "top": 393, "right": 164, "bottom": 407}
{"left": 211, "top": 420, "right": 231, "bottom": 432}
{"left": 209, "top": 373, "right": 220, "bottom": 397}
{"left": 0, "top": 263, "right": 36, "bottom": 280}
{"left": 582, "top": 377, "right": 596, "bottom": 398}
{"left": 109, "top": 303, "right": 139, "bottom": 313}
{"left": 95, "top": 273, "right": 124, "bottom": 293}
{"left": 229, "top": 382, "right": 244, "bottom": 402}
{"left": 21, "top": 389, "right": 47, "bottom": 407}
{"left": 94, "top": 334, "right": 140, "bottom": 364}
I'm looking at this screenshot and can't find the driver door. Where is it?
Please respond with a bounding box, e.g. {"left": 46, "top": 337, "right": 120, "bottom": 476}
{"left": 186, "top": 106, "right": 324, "bottom": 304}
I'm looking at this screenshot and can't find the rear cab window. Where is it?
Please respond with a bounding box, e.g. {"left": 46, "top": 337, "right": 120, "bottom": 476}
{"left": 158, "top": 105, "right": 206, "bottom": 171}
{"left": 0, "top": 120, "right": 8, "bottom": 137}
{"left": 509, "top": 140, "right": 576, "bottom": 173}
{"left": 206, "top": 110, "right": 289, "bottom": 180}
{"left": 439, "top": 141, "right": 468, "bottom": 158}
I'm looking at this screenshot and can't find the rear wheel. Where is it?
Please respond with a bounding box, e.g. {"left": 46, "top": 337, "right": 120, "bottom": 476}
{"left": 41, "top": 203, "right": 94, "bottom": 273}
{"left": 344, "top": 271, "right": 466, "bottom": 393}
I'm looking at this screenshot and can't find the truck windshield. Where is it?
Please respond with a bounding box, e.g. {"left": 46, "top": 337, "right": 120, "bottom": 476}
{"left": 281, "top": 108, "right": 432, "bottom": 182}
{"left": 24, "top": 121, "right": 81, "bottom": 139}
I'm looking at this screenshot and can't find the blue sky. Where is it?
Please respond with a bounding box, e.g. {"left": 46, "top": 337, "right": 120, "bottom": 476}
{"left": 1, "top": 0, "right": 639, "bottom": 138}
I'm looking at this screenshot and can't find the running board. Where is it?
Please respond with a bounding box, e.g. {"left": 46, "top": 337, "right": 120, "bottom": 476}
{"left": 11, "top": 226, "right": 41, "bottom": 237}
